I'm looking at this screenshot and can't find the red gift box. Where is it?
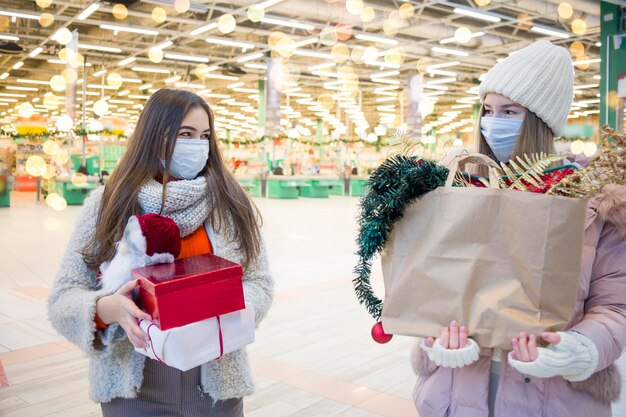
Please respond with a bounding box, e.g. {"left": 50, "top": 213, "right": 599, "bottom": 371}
{"left": 132, "top": 253, "right": 245, "bottom": 330}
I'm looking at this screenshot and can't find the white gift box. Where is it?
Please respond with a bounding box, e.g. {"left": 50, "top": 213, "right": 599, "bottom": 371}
{"left": 134, "top": 306, "right": 255, "bottom": 371}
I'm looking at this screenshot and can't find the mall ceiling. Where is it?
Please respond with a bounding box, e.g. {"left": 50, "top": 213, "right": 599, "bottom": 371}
{"left": 0, "top": 0, "right": 605, "bottom": 138}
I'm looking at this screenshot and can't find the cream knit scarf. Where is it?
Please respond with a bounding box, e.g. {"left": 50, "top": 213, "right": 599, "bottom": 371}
{"left": 137, "top": 177, "right": 210, "bottom": 237}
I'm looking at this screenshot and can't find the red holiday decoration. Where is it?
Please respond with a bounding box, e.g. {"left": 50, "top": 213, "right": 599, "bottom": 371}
{"left": 371, "top": 322, "right": 393, "bottom": 344}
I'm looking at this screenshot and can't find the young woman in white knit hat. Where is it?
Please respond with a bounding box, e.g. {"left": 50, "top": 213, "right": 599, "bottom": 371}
{"left": 48, "top": 89, "right": 274, "bottom": 416}
{"left": 411, "top": 40, "right": 626, "bottom": 417}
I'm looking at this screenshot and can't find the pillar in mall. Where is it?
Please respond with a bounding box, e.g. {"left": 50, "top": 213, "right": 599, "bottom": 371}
{"left": 406, "top": 74, "right": 423, "bottom": 139}
{"left": 265, "top": 56, "right": 282, "bottom": 136}
{"left": 599, "top": 1, "right": 626, "bottom": 131}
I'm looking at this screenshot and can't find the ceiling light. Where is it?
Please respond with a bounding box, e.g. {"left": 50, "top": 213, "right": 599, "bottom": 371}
{"left": 78, "top": 43, "right": 122, "bottom": 53}
{"left": 227, "top": 81, "right": 245, "bottom": 89}
{"left": 154, "top": 40, "right": 173, "bottom": 49}
{"left": 118, "top": 56, "right": 136, "bottom": 66}
{"left": 431, "top": 46, "right": 469, "bottom": 57}
{"left": 118, "top": 90, "right": 130, "bottom": 96}
{"left": 370, "top": 70, "right": 400, "bottom": 78}
{"left": 354, "top": 33, "right": 398, "bottom": 45}
{"left": 132, "top": 66, "right": 170, "bottom": 74}
{"left": 372, "top": 90, "right": 397, "bottom": 96}
{"left": 203, "top": 73, "right": 239, "bottom": 80}
{"left": 12, "top": 61, "right": 23, "bottom": 70}
{"left": 574, "top": 83, "right": 599, "bottom": 89}
{"left": 17, "top": 79, "right": 49, "bottom": 85}
{"left": 164, "top": 75, "right": 181, "bottom": 83}
{"left": 573, "top": 58, "right": 601, "bottom": 66}
{"left": 371, "top": 78, "right": 400, "bottom": 85}
{"left": 427, "top": 61, "right": 460, "bottom": 70}
{"left": 426, "top": 77, "right": 456, "bottom": 84}
{"left": 119, "top": 78, "right": 141, "bottom": 83}
{"left": 0, "top": 93, "right": 26, "bottom": 97}
{"left": 374, "top": 85, "right": 399, "bottom": 91}
{"left": 244, "top": 63, "right": 267, "bottom": 70}
{"left": 260, "top": 16, "right": 314, "bottom": 31}
{"left": 29, "top": 47, "right": 43, "bottom": 57}
{"left": 139, "top": 83, "right": 152, "bottom": 90}
{"left": 294, "top": 49, "right": 333, "bottom": 59}
{"left": 190, "top": 22, "right": 218, "bottom": 36}
{"left": 293, "top": 38, "right": 318, "bottom": 48}
{"left": 195, "top": 65, "right": 219, "bottom": 75}
{"left": 46, "top": 59, "right": 92, "bottom": 66}
{"left": 428, "top": 69, "right": 457, "bottom": 77}
{"left": 233, "top": 87, "right": 259, "bottom": 93}
{"left": 375, "top": 97, "right": 396, "bottom": 102}
{"left": 0, "top": 34, "right": 19, "bottom": 41}
{"left": 6, "top": 86, "right": 38, "bottom": 91}
{"left": 237, "top": 52, "right": 264, "bottom": 63}
{"left": 257, "top": 0, "right": 285, "bottom": 7}
{"left": 530, "top": 25, "right": 570, "bottom": 39}
{"left": 87, "top": 84, "right": 118, "bottom": 89}
{"left": 365, "top": 61, "right": 400, "bottom": 69}
{"left": 128, "top": 94, "right": 150, "bottom": 99}
{"left": 100, "top": 24, "right": 159, "bottom": 36}
{"left": 440, "top": 31, "right": 485, "bottom": 44}
{"left": 164, "top": 53, "right": 209, "bottom": 63}
{"left": 424, "top": 84, "right": 449, "bottom": 91}
{"left": 93, "top": 68, "right": 106, "bottom": 77}
{"left": 77, "top": 3, "right": 100, "bottom": 20}
{"left": 308, "top": 62, "right": 335, "bottom": 71}
{"left": 109, "top": 99, "right": 134, "bottom": 105}
{"left": 175, "top": 82, "right": 205, "bottom": 89}
{"left": 204, "top": 36, "right": 255, "bottom": 50}
{"left": 452, "top": 6, "right": 501, "bottom": 23}
{"left": 0, "top": 10, "right": 39, "bottom": 20}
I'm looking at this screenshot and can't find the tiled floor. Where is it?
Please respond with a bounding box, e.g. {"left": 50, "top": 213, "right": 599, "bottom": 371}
{"left": 0, "top": 191, "right": 418, "bottom": 417}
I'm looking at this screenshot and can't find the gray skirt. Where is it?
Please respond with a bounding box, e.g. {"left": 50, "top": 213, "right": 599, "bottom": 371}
{"left": 101, "top": 359, "right": 244, "bottom": 417}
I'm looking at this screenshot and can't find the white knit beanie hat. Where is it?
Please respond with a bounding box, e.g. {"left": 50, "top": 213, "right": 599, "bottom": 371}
{"left": 478, "top": 40, "right": 574, "bottom": 137}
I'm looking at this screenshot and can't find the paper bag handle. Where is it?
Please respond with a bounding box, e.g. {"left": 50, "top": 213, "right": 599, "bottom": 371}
{"left": 445, "top": 153, "right": 500, "bottom": 188}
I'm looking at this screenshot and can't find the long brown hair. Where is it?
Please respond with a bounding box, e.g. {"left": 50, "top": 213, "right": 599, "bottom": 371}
{"left": 82, "top": 89, "right": 262, "bottom": 270}
{"left": 474, "top": 104, "right": 557, "bottom": 176}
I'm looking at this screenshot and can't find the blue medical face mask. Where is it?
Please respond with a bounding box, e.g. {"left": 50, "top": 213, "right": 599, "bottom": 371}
{"left": 161, "top": 138, "right": 210, "bottom": 180}
{"left": 480, "top": 117, "right": 523, "bottom": 163}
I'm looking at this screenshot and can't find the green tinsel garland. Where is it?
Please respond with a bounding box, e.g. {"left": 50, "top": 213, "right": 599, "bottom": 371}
{"left": 353, "top": 155, "right": 449, "bottom": 320}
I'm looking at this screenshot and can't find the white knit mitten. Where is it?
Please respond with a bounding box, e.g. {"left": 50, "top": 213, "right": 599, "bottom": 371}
{"left": 508, "top": 331, "right": 599, "bottom": 382}
{"left": 420, "top": 338, "right": 480, "bottom": 368}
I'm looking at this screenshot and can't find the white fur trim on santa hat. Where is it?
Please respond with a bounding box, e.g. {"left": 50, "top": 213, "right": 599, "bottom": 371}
{"left": 123, "top": 216, "right": 147, "bottom": 255}
{"left": 478, "top": 40, "right": 573, "bottom": 137}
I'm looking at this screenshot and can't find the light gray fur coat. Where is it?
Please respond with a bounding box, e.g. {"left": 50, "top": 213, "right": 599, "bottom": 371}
{"left": 47, "top": 186, "right": 274, "bottom": 403}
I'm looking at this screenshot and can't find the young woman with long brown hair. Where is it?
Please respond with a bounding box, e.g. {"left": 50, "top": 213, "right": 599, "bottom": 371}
{"left": 48, "top": 89, "right": 273, "bottom": 416}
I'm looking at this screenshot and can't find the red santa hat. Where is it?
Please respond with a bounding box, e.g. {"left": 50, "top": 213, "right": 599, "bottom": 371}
{"left": 128, "top": 213, "right": 181, "bottom": 258}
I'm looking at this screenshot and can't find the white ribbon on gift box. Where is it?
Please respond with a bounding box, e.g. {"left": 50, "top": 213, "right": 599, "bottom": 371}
{"left": 135, "top": 306, "right": 255, "bottom": 372}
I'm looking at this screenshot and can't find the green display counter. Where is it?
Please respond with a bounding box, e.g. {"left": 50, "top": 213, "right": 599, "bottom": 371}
{"left": 328, "top": 178, "right": 346, "bottom": 196}
{"left": 267, "top": 176, "right": 310, "bottom": 199}
{"left": 70, "top": 155, "right": 101, "bottom": 175}
{"left": 48, "top": 177, "right": 99, "bottom": 205}
{"left": 350, "top": 176, "right": 370, "bottom": 197}
{"left": 299, "top": 176, "right": 341, "bottom": 198}
{"left": 236, "top": 176, "right": 262, "bottom": 197}
{"left": 0, "top": 191, "right": 9, "bottom": 207}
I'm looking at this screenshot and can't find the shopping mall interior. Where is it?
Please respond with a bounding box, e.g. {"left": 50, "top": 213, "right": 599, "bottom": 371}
{"left": 0, "top": 0, "right": 625, "bottom": 416}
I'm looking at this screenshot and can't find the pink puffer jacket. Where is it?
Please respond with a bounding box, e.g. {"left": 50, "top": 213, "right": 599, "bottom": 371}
{"left": 411, "top": 184, "right": 626, "bottom": 417}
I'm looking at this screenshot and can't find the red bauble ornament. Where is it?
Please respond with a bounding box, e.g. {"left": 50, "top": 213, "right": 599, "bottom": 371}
{"left": 371, "top": 322, "right": 393, "bottom": 344}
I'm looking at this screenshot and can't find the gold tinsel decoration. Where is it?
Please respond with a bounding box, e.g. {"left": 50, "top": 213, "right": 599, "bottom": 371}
{"left": 548, "top": 126, "right": 626, "bottom": 198}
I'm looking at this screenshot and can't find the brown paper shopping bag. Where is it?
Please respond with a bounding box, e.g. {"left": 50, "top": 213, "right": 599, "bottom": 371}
{"left": 380, "top": 154, "right": 588, "bottom": 348}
